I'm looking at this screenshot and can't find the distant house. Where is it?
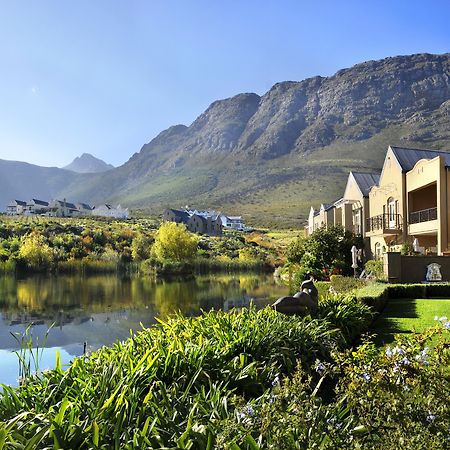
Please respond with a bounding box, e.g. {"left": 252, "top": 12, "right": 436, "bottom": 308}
{"left": 76, "top": 203, "right": 93, "bottom": 215}
{"left": 163, "top": 208, "right": 222, "bottom": 236}
{"left": 48, "top": 199, "right": 80, "bottom": 217}
{"left": 163, "top": 208, "right": 191, "bottom": 224}
{"left": 6, "top": 200, "right": 27, "bottom": 215}
{"left": 24, "top": 199, "right": 49, "bottom": 215}
{"left": 187, "top": 213, "right": 222, "bottom": 236}
{"left": 218, "top": 214, "right": 247, "bottom": 231}
{"left": 92, "top": 204, "right": 129, "bottom": 219}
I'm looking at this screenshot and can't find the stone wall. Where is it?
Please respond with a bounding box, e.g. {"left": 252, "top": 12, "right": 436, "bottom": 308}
{"left": 384, "top": 252, "right": 450, "bottom": 283}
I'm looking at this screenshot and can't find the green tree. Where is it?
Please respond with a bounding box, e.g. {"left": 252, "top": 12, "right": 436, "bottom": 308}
{"left": 131, "top": 232, "right": 153, "bottom": 261}
{"left": 152, "top": 222, "right": 198, "bottom": 263}
{"left": 19, "top": 233, "right": 54, "bottom": 270}
{"left": 287, "top": 225, "right": 362, "bottom": 280}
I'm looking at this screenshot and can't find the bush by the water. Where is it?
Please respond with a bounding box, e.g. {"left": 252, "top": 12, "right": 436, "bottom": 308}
{"left": 0, "top": 298, "right": 372, "bottom": 449}
{"left": 286, "top": 226, "right": 362, "bottom": 280}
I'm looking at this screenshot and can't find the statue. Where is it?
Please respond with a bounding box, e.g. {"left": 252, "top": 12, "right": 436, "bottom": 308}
{"left": 426, "top": 263, "right": 442, "bottom": 282}
{"left": 272, "top": 275, "right": 318, "bottom": 316}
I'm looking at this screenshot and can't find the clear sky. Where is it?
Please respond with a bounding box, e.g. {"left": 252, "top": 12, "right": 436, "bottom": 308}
{"left": 0, "top": 0, "right": 449, "bottom": 168}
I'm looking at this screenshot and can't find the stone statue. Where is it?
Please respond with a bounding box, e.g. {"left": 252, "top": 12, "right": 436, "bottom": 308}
{"left": 272, "top": 276, "right": 318, "bottom": 316}
{"left": 426, "top": 263, "right": 442, "bottom": 282}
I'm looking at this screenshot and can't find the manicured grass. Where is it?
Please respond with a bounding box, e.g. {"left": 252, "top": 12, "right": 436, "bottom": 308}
{"left": 373, "top": 297, "right": 450, "bottom": 343}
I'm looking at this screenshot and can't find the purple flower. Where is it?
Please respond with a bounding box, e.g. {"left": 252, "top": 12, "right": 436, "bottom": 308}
{"left": 444, "top": 321, "right": 450, "bottom": 330}
{"left": 315, "top": 361, "right": 326, "bottom": 374}
{"left": 385, "top": 346, "right": 393, "bottom": 357}
{"left": 426, "top": 412, "right": 436, "bottom": 423}
{"left": 363, "top": 373, "right": 371, "bottom": 383}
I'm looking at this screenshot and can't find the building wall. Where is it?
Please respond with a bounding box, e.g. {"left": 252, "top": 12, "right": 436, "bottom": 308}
{"left": 367, "top": 147, "right": 406, "bottom": 254}
{"left": 406, "top": 157, "right": 447, "bottom": 254}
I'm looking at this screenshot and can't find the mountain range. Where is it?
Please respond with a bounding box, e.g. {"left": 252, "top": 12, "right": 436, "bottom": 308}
{"left": 63, "top": 153, "right": 114, "bottom": 174}
{"left": 1, "top": 52, "right": 450, "bottom": 226}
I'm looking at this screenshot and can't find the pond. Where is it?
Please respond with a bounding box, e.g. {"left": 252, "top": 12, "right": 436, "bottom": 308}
{"left": 0, "top": 273, "right": 289, "bottom": 386}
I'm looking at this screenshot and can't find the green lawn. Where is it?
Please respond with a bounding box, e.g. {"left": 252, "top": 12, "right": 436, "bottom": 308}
{"left": 373, "top": 298, "right": 450, "bottom": 344}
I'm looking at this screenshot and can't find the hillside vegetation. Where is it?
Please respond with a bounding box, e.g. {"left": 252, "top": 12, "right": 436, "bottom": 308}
{"left": 2, "top": 53, "right": 450, "bottom": 226}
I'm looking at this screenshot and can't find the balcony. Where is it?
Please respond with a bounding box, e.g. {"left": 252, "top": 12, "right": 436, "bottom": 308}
{"left": 366, "top": 214, "right": 402, "bottom": 236}
{"left": 409, "top": 207, "right": 437, "bottom": 224}
{"left": 408, "top": 207, "right": 438, "bottom": 235}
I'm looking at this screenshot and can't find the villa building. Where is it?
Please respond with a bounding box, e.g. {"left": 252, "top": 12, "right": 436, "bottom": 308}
{"left": 307, "top": 171, "right": 380, "bottom": 242}
{"left": 306, "top": 145, "right": 450, "bottom": 259}
{"left": 6, "top": 200, "right": 27, "bottom": 215}
{"left": 366, "top": 146, "right": 450, "bottom": 257}
{"left": 163, "top": 208, "right": 222, "bottom": 236}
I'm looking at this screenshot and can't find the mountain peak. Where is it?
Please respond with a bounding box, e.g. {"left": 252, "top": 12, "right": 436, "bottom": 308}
{"left": 64, "top": 153, "right": 114, "bottom": 173}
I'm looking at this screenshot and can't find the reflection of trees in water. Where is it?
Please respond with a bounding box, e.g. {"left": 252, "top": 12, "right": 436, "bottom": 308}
{"left": 152, "top": 280, "right": 200, "bottom": 319}
{"left": 0, "top": 273, "right": 289, "bottom": 325}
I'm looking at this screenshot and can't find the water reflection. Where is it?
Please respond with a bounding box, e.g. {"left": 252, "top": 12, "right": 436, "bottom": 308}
{"left": 0, "top": 273, "right": 287, "bottom": 385}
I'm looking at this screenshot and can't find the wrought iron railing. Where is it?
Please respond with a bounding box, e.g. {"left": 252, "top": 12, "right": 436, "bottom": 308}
{"left": 365, "top": 214, "right": 402, "bottom": 233}
{"left": 409, "top": 207, "right": 437, "bottom": 224}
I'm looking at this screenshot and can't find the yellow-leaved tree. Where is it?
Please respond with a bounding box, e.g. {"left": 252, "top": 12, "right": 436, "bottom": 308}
{"left": 19, "top": 233, "right": 54, "bottom": 270}
{"left": 152, "top": 222, "right": 198, "bottom": 263}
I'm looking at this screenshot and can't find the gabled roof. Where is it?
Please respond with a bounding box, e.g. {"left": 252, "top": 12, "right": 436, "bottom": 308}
{"left": 390, "top": 146, "right": 450, "bottom": 171}
{"left": 320, "top": 203, "right": 334, "bottom": 212}
{"left": 29, "top": 199, "right": 49, "bottom": 206}
{"left": 53, "top": 199, "right": 77, "bottom": 209}
{"left": 351, "top": 172, "right": 381, "bottom": 197}
{"left": 77, "top": 202, "right": 92, "bottom": 210}
{"left": 189, "top": 213, "right": 207, "bottom": 225}
{"left": 9, "top": 200, "right": 26, "bottom": 206}
{"left": 168, "top": 208, "right": 190, "bottom": 221}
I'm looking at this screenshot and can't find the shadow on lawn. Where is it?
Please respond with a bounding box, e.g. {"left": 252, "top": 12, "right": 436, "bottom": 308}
{"left": 372, "top": 299, "right": 418, "bottom": 345}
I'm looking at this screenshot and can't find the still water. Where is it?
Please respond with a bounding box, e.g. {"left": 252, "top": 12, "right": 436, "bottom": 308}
{"left": 0, "top": 273, "right": 288, "bottom": 386}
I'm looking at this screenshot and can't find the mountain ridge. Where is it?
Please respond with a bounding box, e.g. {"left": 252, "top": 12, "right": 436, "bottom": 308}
{"left": 63, "top": 153, "right": 114, "bottom": 173}
{"left": 2, "top": 52, "right": 450, "bottom": 226}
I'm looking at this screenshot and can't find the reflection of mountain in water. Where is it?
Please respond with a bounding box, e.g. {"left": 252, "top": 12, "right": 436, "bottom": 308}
{"left": 0, "top": 274, "right": 288, "bottom": 356}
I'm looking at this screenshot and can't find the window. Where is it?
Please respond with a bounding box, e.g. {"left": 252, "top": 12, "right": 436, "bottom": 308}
{"left": 387, "top": 197, "right": 396, "bottom": 228}
{"left": 375, "top": 242, "right": 382, "bottom": 260}
{"left": 353, "top": 208, "right": 362, "bottom": 235}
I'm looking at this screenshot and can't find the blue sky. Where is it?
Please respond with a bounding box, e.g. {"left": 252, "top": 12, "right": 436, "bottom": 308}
{"left": 0, "top": 0, "right": 449, "bottom": 168}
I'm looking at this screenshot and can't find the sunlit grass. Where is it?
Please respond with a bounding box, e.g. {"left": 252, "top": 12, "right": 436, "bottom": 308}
{"left": 373, "top": 298, "right": 450, "bottom": 343}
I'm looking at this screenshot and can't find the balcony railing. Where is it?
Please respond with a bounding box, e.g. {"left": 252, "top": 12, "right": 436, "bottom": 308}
{"left": 409, "top": 207, "right": 437, "bottom": 224}
{"left": 366, "top": 214, "right": 402, "bottom": 233}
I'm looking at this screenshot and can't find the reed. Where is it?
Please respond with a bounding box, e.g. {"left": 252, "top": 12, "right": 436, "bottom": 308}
{"left": 0, "top": 300, "right": 372, "bottom": 448}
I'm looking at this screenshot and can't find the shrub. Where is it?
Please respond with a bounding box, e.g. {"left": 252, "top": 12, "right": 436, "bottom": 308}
{"left": 364, "top": 259, "right": 385, "bottom": 280}
{"left": 18, "top": 233, "right": 54, "bottom": 270}
{"left": 287, "top": 226, "right": 363, "bottom": 280}
{"left": 329, "top": 275, "right": 365, "bottom": 294}
{"left": 152, "top": 222, "right": 198, "bottom": 263}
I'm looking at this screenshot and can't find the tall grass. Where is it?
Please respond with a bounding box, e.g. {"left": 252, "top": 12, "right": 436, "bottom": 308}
{"left": 10, "top": 324, "right": 53, "bottom": 384}
{"left": 0, "top": 301, "right": 372, "bottom": 448}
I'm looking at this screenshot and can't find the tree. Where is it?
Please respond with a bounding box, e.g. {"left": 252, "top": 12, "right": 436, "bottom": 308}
{"left": 131, "top": 232, "right": 153, "bottom": 261}
{"left": 19, "top": 233, "right": 54, "bottom": 270}
{"left": 152, "top": 222, "right": 198, "bottom": 263}
{"left": 286, "top": 226, "right": 362, "bottom": 280}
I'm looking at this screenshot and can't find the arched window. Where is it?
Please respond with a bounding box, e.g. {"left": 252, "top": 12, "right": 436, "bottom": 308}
{"left": 387, "top": 197, "right": 396, "bottom": 228}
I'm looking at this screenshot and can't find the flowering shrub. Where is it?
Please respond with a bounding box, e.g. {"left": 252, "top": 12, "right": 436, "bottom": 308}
{"left": 215, "top": 322, "right": 450, "bottom": 449}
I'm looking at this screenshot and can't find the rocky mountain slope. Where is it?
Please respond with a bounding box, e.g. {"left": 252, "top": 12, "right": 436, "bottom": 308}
{"left": 63, "top": 153, "right": 114, "bottom": 173}
{"left": 2, "top": 53, "right": 450, "bottom": 226}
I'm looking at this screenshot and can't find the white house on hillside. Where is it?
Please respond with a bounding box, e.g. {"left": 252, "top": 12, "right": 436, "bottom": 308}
{"left": 6, "top": 200, "right": 27, "bottom": 215}
{"left": 92, "top": 204, "right": 129, "bottom": 219}
{"left": 218, "top": 214, "right": 247, "bottom": 231}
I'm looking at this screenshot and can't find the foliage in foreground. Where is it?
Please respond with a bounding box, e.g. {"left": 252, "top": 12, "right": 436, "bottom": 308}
{"left": 217, "top": 323, "right": 450, "bottom": 449}
{"left": 0, "top": 298, "right": 371, "bottom": 449}
{"left": 1, "top": 297, "right": 447, "bottom": 448}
